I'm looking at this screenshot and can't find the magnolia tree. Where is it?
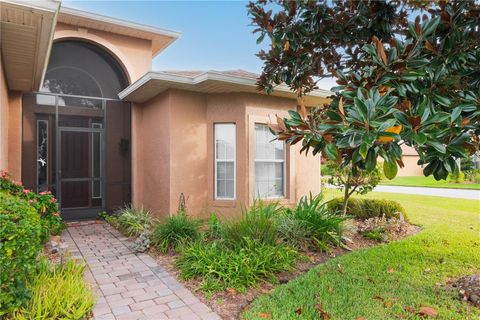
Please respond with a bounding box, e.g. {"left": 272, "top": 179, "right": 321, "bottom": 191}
{"left": 248, "top": 0, "right": 480, "bottom": 181}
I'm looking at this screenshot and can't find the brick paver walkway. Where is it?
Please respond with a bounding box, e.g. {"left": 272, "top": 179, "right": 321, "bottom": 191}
{"left": 62, "top": 221, "right": 220, "bottom": 320}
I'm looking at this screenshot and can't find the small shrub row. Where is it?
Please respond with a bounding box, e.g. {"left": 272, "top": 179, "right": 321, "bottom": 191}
{"left": 327, "top": 197, "right": 407, "bottom": 221}
{"left": 11, "top": 258, "right": 95, "bottom": 320}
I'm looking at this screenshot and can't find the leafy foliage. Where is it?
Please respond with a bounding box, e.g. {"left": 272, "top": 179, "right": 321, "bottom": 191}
{"left": 150, "top": 212, "right": 201, "bottom": 253}
{"left": 278, "top": 194, "right": 346, "bottom": 250}
{"left": 105, "top": 205, "right": 153, "bottom": 238}
{"left": 326, "top": 161, "right": 382, "bottom": 214}
{"left": 0, "top": 193, "right": 42, "bottom": 316}
{"left": 11, "top": 258, "right": 94, "bottom": 320}
{"left": 176, "top": 239, "right": 298, "bottom": 293}
{"left": 0, "top": 171, "right": 64, "bottom": 242}
{"left": 248, "top": 0, "right": 480, "bottom": 180}
{"left": 328, "top": 197, "right": 407, "bottom": 221}
{"left": 221, "top": 201, "right": 283, "bottom": 248}
{"left": 206, "top": 213, "right": 222, "bottom": 239}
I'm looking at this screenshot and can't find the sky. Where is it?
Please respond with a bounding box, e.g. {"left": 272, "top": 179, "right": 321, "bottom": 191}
{"left": 62, "top": 0, "right": 335, "bottom": 90}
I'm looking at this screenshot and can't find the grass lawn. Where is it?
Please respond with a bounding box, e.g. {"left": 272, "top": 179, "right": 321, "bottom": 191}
{"left": 379, "top": 175, "right": 480, "bottom": 190}
{"left": 243, "top": 191, "right": 480, "bottom": 320}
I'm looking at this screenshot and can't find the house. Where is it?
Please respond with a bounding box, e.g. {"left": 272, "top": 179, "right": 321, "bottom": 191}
{"left": 0, "top": 1, "right": 330, "bottom": 220}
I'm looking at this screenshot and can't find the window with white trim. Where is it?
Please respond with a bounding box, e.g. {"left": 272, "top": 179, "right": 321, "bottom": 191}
{"left": 214, "top": 123, "right": 236, "bottom": 200}
{"left": 254, "top": 123, "right": 286, "bottom": 198}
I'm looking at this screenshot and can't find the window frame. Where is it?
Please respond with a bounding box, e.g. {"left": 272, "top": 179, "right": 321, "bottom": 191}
{"left": 214, "top": 123, "right": 236, "bottom": 200}
{"left": 254, "top": 123, "right": 287, "bottom": 199}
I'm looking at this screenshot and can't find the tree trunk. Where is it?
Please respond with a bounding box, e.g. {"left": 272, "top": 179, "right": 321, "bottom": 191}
{"left": 342, "top": 184, "right": 350, "bottom": 216}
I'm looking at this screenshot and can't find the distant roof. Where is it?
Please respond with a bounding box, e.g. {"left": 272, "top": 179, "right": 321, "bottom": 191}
{"left": 58, "top": 6, "right": 181, "bottom": 58}
{"left": 119, "top": 69, "right": 332, "bottom": 105}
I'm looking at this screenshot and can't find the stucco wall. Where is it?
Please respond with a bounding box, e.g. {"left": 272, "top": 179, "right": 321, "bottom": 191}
{"left": 0, "top": 59, "right": 9, "bottom": 172}
{"left": 398, "top": 145, "right": 423, "bottom": 176}
{"left": 135, "top": 90, "right": 322, "bottom": 219}
{"left": 135, "top": 92, "right": 172, "bottom": 215}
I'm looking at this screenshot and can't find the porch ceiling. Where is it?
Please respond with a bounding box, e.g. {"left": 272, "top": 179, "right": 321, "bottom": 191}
{"left": 118, "top": 70, "right": 332, "bottom": 106}
{"left": 0, "top": 0, "right": 60, "bottom": 91}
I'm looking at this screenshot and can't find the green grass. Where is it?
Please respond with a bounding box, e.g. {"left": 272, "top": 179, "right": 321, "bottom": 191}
{"left": 380, "top": 175, "right": 480, "bottom": 190}
{"left": 243, "top": 191, "right": 480, "bottom": 320}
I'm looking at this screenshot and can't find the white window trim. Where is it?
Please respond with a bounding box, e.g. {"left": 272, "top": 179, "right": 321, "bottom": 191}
{"left": 214, "top": 123, "right": 236, "bottom": 200}
{"left": 91, "top": 122, "right": 102, "bottom": 199}
{"left": 254, "top": 123, "right": 287, "bottom": 199}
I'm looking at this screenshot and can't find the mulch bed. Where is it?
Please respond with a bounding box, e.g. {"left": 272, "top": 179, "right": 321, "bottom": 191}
{"left": 149, "top": 219, "right": 421, "bottom": 320}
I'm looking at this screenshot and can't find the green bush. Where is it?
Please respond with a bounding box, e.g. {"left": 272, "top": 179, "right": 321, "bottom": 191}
{"left": 475, "top": 172, "right": 480, "bottom": 183}
{"left": 0, "top": 193, "right": 42, "bottom": 316}
{"left": 106, "top": 205, "right": 153, "bottom": 237}
{"left": 176, "top": 239, "right": 298, "bottom": 293}
{"left": 279, "top": 194, "right": 347, "bottom": 250}
{"left": 11, "top": 258, "right": 95, "bottom": 320}
{"left": 328, "top": 197, "right": 407, "bottom": 221}
{"left": 222, "top": 201, "right": 282, "bottom": 248}
{"left": 150, "top": 212, "right": 201, "bottom": 253}
{"left": 448, "top": 171, "right": 465, "bottom": 183}
{"left": 0, "top": 171, "right": 65, "bottom": 242}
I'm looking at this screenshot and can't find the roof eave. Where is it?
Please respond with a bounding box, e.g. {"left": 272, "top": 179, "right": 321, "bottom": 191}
{"left": 118, "top": 71, "right": 332, "bottom": 105}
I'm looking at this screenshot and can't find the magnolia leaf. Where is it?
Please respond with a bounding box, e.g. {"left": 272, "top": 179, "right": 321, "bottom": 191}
{"left": 427, "top": 141, "right": 446, "bottom": 154}
{"left": 383, "top": 160, "right": 398, "bottom": 180}
{"left": 418, "top": 306, "right": 438, "bottom": 317}
{"left": 276, "top": 115, "right": 287, "bottom": 131}
{"left": 258, "top": 312, "right": 271, "bottom": 318}
{"left": 324, "top": 143, "right": 338, "bottom": 160}
{"left": 338, "top": 97, "right": 345, "bottom": 116}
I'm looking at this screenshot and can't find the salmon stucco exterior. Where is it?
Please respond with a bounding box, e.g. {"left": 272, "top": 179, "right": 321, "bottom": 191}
{"left": 1, "top": 1, "right": 332, "bottom": 220}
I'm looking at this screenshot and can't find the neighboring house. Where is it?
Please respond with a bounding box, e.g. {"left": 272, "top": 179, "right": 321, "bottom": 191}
{"left": 398, "top": 145, "right": 424, "bottom": 176}
{"left": 0, "top": 1, "right": 330, "bottom": 220}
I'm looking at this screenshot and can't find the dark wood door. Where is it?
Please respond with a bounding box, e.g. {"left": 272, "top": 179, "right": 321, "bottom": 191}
{"left": 60, "top": 131, "right": 90, "bottom": 208}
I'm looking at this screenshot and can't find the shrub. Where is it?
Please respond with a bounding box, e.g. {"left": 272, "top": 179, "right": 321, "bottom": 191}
{"left": 328, "top": 197, "right": 407, "bottom": 221}
{"left": 0, "top": 171, "right": 64, "bottom": 242}
{"left": 222, "top": 201, "right": 282, "bottom": 248}
{"left": 448, "top": 171, "right": 465, "bottom": 183}
{"left": 150, "top": 212, "right": 201, "bottom": 253}
{"left": 0, "top": 193, "right": 42, "bottom": 316}
{"left": 11, "top": 258, "right": 95, "bottom": 320}
{"left": 106, "top": 205, "right": 153, "bottom": 238}
{"left": 278, "top": 194, "right": 347, "bottom": 251}
{"left": 176, "top": 239, "right": 298, "bottom": 293}
{"left": 475, "top": 172, "right": 480, "bottom": 184}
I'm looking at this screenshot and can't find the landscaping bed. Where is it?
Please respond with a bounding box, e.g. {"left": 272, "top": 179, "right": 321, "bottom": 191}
{"left": 103, "top": 194, "right": 420, "bottom": 320}
{"left": 243, "top": 192, "right": 480, "bottom": 319}
{"left": 150, "top": 218, "right": 419, "bottom": 320}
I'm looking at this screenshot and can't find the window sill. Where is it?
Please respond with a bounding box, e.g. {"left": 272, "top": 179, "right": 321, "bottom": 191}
{"left": 208, "top": 199, "right": 237, "bottom": 208}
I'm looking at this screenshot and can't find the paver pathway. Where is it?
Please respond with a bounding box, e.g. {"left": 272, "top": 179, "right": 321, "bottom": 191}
{"left": 62, "top": 221, "right": 220, "bottom": 320}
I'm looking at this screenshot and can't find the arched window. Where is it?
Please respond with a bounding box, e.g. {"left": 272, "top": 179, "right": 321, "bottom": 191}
{"left": 41, "top": 41, "right": 128, "bottom": 99}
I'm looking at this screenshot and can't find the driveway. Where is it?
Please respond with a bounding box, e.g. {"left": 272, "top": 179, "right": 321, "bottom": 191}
{"left": 62, "top": 221, "right": 219, "bottom": 320}
{"left": 374, "top": 185, "right": 480, "bottom": 200}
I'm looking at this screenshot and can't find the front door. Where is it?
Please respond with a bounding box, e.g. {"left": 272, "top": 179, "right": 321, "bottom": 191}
{"left": 58, "top": 125, "right": 104, "bottom": 220}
